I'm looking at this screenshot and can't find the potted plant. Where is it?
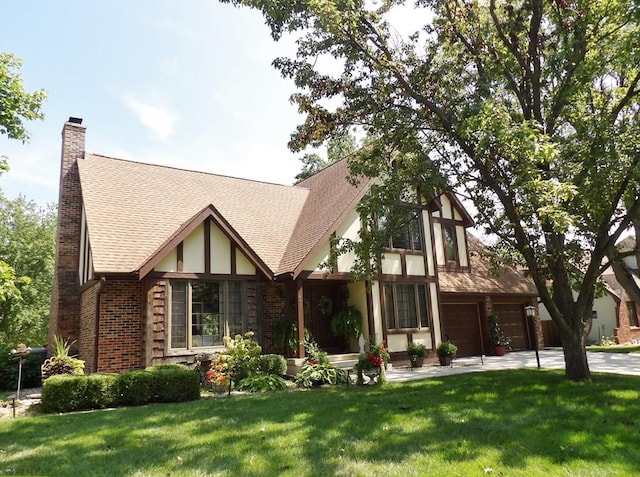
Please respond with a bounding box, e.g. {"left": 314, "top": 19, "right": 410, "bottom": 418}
{"left": 406, "top": 342, "right": 427, "bottom": 368}
{"left": 488, "top": 314, "right": 510, "bottom": 356}
{"left": 436, "top": 341, "right": 457, "bottom": 366}
{"left": 330, "top": 306, "right": 363, "bottom": 342}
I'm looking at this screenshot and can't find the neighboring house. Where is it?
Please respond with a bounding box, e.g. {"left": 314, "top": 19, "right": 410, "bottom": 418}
{"left": 602, "top": 236, "right": 640, "bottom": 344}
{"left": 49, "top": 118, "right": 540, "bottom": 373}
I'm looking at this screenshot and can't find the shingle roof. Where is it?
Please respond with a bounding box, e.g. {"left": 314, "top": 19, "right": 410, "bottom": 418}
{"left": 78, "top": 154, "right": 310, "bottom": 275}
{"left": 78, "top": 154, "right": 367, "bottom": 277}
{"left": 439, "top": 235, "right": 537, "bottom": 296}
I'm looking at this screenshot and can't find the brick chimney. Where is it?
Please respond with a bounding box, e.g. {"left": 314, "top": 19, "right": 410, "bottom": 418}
{"left": 49, "top": 117, "right": 86, "bottom": 349}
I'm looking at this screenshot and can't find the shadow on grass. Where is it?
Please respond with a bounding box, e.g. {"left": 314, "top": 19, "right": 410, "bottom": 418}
{"left": 0, "top": 370, "right": 639, "bottom": 476}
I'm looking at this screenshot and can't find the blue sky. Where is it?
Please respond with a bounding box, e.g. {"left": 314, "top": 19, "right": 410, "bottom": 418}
{"left": 1, "top": 1, "right": 307, "bottom": 206}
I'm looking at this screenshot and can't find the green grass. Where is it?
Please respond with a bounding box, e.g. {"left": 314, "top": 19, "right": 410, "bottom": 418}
{"left": 587, "top": 344, "right": 640, "bottom": 353}
{"left": 1, "top": 369, "right": 639, "bottom": 476}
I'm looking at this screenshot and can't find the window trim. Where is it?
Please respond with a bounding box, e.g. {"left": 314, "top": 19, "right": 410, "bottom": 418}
{"left": 383, "top": 282, "right": 430, "bottom": 331}
{"left": 167, "top": 279, "right": 247, "bottom": 351}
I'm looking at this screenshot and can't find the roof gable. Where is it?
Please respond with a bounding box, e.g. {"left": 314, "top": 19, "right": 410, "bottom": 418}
{"left": 78, "top": 154, "right": 309, "bottom": 274}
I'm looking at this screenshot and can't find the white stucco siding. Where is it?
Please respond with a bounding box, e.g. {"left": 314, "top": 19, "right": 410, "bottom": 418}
{"left": 183, "top": 223, "right": 205, "bottom": 273}
{"left": 306, "top": 243, "right": 330, "bottom": 273}
{"left": 456, "top": 225, "right": 468, "bottom": 267}
{"left": 210, "top": 222, "right": 231, "bottom": 274}
{"left": 336, "top": 209, "right": 360, "bottom": 273}
{"left": 440, "top": 194, "right": 452, "bottom": 219}
{"left": 412, "top": 332, "right": 432, "bottom": 350}
{"left": 381, "top": 254, "right": 402, "bottom": 274}
{"left": 406, "top": 255, "right": 426, "bottom": 276}
{"left": 430, "top": 282, "right": 442, "bottom": 343}
{"left": 433, "top": 222, "right": 445, "bottom": 265}
{"left": 422, "top": 210, "right": 435, "bottom": 276}
{"left": 236, "top": 249, "right": 256, "bottom": 275}
{"left": 155, "top": 249, "right": 178, "bottom": 272}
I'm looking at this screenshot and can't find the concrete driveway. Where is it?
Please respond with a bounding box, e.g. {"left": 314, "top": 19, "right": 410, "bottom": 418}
{"left": 385, "top": 349, "right": 640, "bottom": 383}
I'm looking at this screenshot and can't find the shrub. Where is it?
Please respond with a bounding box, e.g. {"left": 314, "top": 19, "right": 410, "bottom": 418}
{"left": 296, "top": 340, "right": 348, "bottom": 388}
{"left": 257, "top": 354, "right": 287, "bottom": 376}
{"left": 41, "top": 335, "right": 85, "bottom": 380}
{"left": 0, "top": 344, "right": 47, "bottom": 390}
{"left": 41, "top": 364, "right": 200, "bottom": 413}
{"left": 236, "top": 374, "right": 288, "bottom": 393}
{"left": 144, "top": 364, "right": 201, "bottom": 403}
{"left": 42, "top": 374, "right": 117, "bottom": 413}
{"left": 223, "top": 332, "right": 262, "bottom": 382}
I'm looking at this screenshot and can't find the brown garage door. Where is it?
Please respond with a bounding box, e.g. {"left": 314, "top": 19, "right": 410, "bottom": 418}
{"left": 493, "top": 303, "right": 530, "bottom": 350}
{"left": 441, "top": 303, "right": 483, "bottom": 357}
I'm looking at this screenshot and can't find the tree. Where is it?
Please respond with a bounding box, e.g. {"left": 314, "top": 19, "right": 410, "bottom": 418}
{"left": 226, "top": 0, "right": 640, "bottom": 381}
{"left": 0, "top": 194, "right": 56, "bottom": 346}
{"left": 294, "top": 130, "right": 357, "bottom": 181}
{"left": 0, "top": 51, "right": 46, "bottom": 332}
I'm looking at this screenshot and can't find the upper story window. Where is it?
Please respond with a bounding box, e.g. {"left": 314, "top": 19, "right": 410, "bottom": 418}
{"left": 169, "top": 279, "right": 246, "bottom": 349}
{"left": 379, "top": 210, "right": 423, "bottom": 252}
{"left": 384, "top": 283, "right": 430, "bottom": 330}
{"left": 443, "top": 224, "right": 457, "bottom": 262}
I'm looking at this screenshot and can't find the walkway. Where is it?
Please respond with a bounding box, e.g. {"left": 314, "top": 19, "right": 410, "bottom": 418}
{"left": 384, "top": 349, "right": 640, "bottom": 383}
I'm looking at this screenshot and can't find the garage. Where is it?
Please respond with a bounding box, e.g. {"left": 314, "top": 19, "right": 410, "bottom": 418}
{"left": 492, "top": 303, "right": 530, "bottom": 350}
{"left": 441, "top": 303, "right": 484, "bottom": 357}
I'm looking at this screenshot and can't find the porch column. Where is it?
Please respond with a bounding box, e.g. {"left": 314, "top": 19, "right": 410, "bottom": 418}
{"left": 296, "top": 279, "right": 305, "bottom": 358}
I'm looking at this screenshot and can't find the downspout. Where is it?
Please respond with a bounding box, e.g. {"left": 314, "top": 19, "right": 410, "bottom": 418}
{"left": 93, "top": 277, "right": 106, "bottom": 373}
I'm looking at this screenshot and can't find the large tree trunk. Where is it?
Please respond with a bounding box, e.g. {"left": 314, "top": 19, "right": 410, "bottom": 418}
{"left": 559, "top": 324, "right": 591, "bottom": 382}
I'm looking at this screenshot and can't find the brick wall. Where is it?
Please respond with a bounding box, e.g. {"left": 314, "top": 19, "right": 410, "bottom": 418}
{"left": 615, "top": 298, "right": 640, "bottom": 344}
{"left": 49, "top": 119, "right": 86, "bottom": 350}
{"left": 97, "top": 279, "right": 144, "bottom": 373}
{"left": 78, "top": 280, "right": 102, "bottom": 372}
{"left": 261, "top": 283, "right": 291, "bottom": 354}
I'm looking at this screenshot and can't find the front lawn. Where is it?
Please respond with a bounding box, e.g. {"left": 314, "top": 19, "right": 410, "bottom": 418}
{"left": 587, "top": 344, "right": 640, "bottom": 353}
{"left": 1, "top": 369, "right": 639, "bottom": 476}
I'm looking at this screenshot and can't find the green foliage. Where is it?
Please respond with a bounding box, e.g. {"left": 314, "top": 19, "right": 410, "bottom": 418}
{"left": 222, "top": 332, "right": 262, "bottom": 382}
{"left": 257, "top": 353, "right": 287, "bottom": 376}
{"left": 236, "top": 373, "right": 288, "bottom": 392}
{"left": 295, "top": 340, "right": 348, "bottom": 388}
{"left": 0, "top": 344, "right": 46, "bottom": 390}
{"left": 0, "top": 195, "right": 56, "bottom": 347}
{"left": 330, "top": 306, "right": 363, "bottom": 340}
{"left": 294, "top": 131, "right": 357, "bottom": 182}
{"left": 0, "top": 52, "right": 46, "bottom": 142}
{"left": 436, "top": 341, "right": 457, "bottom": 358}
{"left": 272, "top": 318, "right": 310, "bottom": 356}
{"left": 229, "top": 0, "right": 640, "bottom": 381}
{"left": 407, "top": 341, "right": 427, "bottom": 359}
{"left": 488, "top": 315, "right": 511, "bottom": 348}
{"left": 41, "top": 335, "right": 84, "bottom": 380}
{"left": 42, "top": 374, "right": 117, "bottom": 413}
{"left": 41, "top": 364, "right": 200, "bottom": 413}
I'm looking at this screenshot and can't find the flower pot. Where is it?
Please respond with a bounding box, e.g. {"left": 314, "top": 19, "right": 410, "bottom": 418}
{"left": 438, "top": 356, "right": 452, "bottom": 366}
{"left": 494, "top": 345, "right": 506, "bottom": 356}
{"left": 410, "top": 357, "right": 425, "bottom": 368}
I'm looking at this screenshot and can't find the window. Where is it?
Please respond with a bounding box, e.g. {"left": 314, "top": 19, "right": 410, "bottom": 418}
{"left": 384, "top": 283, "right": 429, "bottom": 330}
{"left": 389, "top": 211, "right": 423, "bottom": 251}
{"left": 169, "top": 279, "right": 246, "bottom": 349}
{"left": 627, "top": 301, "right": 639, "bottom": 327}
{"left": 443, "top": 224, "right": 457, "bottom": 262}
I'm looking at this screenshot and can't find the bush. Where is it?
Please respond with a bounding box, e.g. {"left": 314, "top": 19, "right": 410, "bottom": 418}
{"left": 41, "top": 335, "right": 85, "bottom": 380}
{"left": 236, "top": 374, "right": 288, "bottom": 392}
{"left": 0, "top": 344, "right": 47, "bottom": 390}
{"left": 223, "top": 332, "right": 262, "bottom": 382}
{"left": 42, "top": 374, "right": 117, "bottom": 413}
{"left": 144, "top": 364, "right": 201, "bottom": 403}
{"left": 41, "top": 364, "right": 200, "bottom": 413}
{"left": 257, "top": 354, "right": 287, "bottom": 376}
{"left": 295, "top": 340, "right": 348, "bottom": 388}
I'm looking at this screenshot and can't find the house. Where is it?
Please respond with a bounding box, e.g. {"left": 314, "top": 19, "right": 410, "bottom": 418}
{"left": 601, "top": 237, "right": 640, "bottom": 344}
{"left": 49, "top": 118, "right": 540, "bottom": 373}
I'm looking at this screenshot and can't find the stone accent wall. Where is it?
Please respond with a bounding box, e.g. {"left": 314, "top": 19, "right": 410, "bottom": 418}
{"left": 78, "top": 280, "right": 102, "bottom": 372}
{"left": 49, "top": 119, "right": 86, "bottom": 350}
{"left": 97, "top": 279, "right": 144, "bottom": 373}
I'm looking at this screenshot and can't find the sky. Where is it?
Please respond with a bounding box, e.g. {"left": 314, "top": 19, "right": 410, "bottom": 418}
{"left": 1, "top": 1, "right": 309, "bottom": 206}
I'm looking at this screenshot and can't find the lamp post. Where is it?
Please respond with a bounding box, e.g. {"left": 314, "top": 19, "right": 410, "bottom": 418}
{"left": 524, "top": 305, "right": 540, "bottom": 368}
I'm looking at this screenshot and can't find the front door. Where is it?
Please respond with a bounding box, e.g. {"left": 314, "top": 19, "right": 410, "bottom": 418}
{"left": 304, "top": 282, "right": 348, "bottom": 352}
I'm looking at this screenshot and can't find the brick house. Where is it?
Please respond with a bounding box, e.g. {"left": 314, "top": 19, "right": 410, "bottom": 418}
{"left": 601, "top": 237, "right": 640, "bottom": 344}
{"left": 49, "top": 118, "right": 540, "bottom": 373}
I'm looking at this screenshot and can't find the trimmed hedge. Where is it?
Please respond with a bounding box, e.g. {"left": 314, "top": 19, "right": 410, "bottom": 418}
{"left": 42, "top": 364, "right": 200, "bottom": 413}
